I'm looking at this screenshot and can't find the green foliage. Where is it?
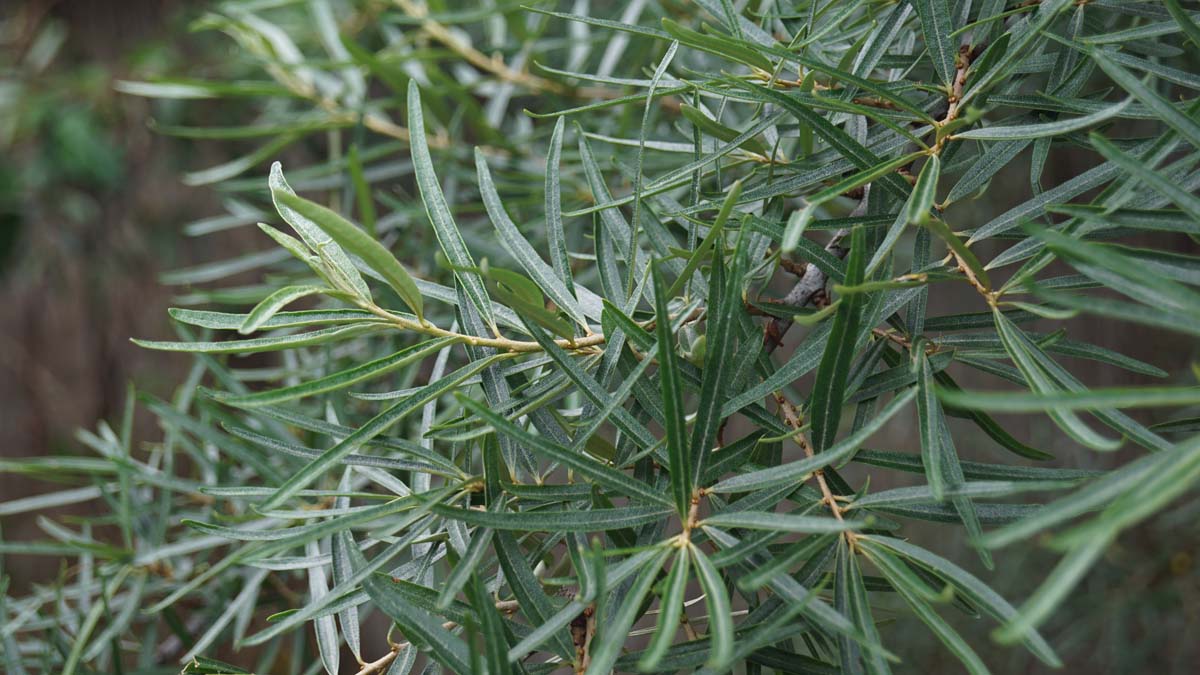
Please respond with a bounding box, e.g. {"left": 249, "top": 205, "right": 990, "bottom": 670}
{"left": 4, "top": 1, "right": 1200, "bottom": 673}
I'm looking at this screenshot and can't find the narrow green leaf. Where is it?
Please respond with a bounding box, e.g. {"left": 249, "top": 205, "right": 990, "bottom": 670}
{"left": 938, "top": 386, "right": 1200, "bottom": 411}
{"left": 274, "top": 188, "right": 425, "bottom": 321}
{"left": 710, "top": 388, "right": 916, "bottom": 493}
{"left": 701, "top": 511, "right": 865, "bottom": 533}
{"left": 436, "top": 527, "right": 495, "bottom": 610}
{"left": 689, "top": 543, "right": 734, "bottom": 671}
{"left": 667, "top": 180, "right": 741, "bottom": 298}
{"left": 432, "top": 504, "right": 671, "bottom": 532}
{"left": 992, "top": 535, "right": 1110, "bottom": 647}
{"left": 238, "top": 285, "right": 330, "bottom": 335}
{"left": 476, "top": 148, "right": 588, "bottom": 327}
{"left": 639, "top": 551, "right": 691, "bottom": 671}
{"left": 687, "top": 245, "right": 738, "bottom": 485}
{"left": 494, "top": 532, "right": 575, "bottom": 660}
{"left": 170, "top": 307, "right": 378, "bottom": 331}
{"left": 362, "top": 574, "right": 471, "bottom": 674}
{"left": 993, "top": 309, "right": 1120, "bottom": 451}
{"left": 268, "top": 163, "right": 371, "bottom": 300}
{"left": 1087, "top": 132, "right": 1200, "bottom": 221}
{"left": 850, "top": 480, "right": 1071, "bottom": 511}
{"left": 585, "top": 548, "right": 671, "bottom": 675}
{"left": 1038, "top": 226, "right": 1200, "bottom": 317}
{"left": 1166, "top": 0, "right": 1200, "bottom": 48}
{"left": 679, "top": 104, "right": 769, "bottom": 155}
{"left": 305, "top": 541, "right": 340, "bottom": 675}
{"left": 212, "top": 337, "right": 458, "bottom": 407}
{"left": 861, "top": 543, "right": 989, "bottom": 675}
{"left": 836, "top": 539, "right": 892, "bottom": 675}
{"left": 862, "top": 535, "right": 1060, "bottom": 667}
{"left": 981, "top": 446, "right": 1179, "bottom": 549}
{"left": 544, "top": 116, "right": 575, "bottom": 294}
{"left": 469, "top": 572, "right": 515, "bottom": 675}
{"left": 913, "top": 0, "right": 956, "bottom": 86}
{"left": 906, "top": 155, "right": 940, "bottom": 225}
{"left": 916, "top": 351, "right": 947, "bottom": 501}
{"left": 809, "top": 226, "right": 868, "bottom": 452}
{"left": 133, "top": 323, "right": 385, "bottom": 354}
{"left": 945, "top": 139, "right": 1030, "bottom": 204}
{"left": 1090, "top": 48, "right": 1200, "bottom": 150}
{"left": 455, "top": 394, "right": 672, "bottom": 507}
{"left": 953, "top": 98, "right": 1131, "bottom": 140}
{"left": 407, "top": 81, "right": 496, "bottom": 332}
{"left": 655, "top": 264, "right": 693, "bottom": 516}
{"left": 257, "top": 353, "right": 512, "bottom": 511}
{"left": 661, "top": 18, "right": 772, "bottom": 71}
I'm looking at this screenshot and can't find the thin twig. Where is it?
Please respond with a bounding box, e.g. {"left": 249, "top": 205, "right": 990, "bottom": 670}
{"left": 395, "top": 0, "right": 566, "bottom": 94}
{"left": 772, "top": 394, "right": 847, "bottom": 525}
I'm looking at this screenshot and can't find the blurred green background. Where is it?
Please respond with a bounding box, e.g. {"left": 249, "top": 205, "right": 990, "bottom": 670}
{"left": 0, "top": 1, "right": 1197, "bottom": 672}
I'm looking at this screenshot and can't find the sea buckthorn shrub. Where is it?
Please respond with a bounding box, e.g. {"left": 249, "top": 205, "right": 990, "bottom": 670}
{"left": 4, "top": 1, "right": 1200, "bottom": 673}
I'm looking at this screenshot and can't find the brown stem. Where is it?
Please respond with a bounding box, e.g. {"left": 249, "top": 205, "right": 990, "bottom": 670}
{"left": 772, "top": 393, "right": 847, "bottom": 524}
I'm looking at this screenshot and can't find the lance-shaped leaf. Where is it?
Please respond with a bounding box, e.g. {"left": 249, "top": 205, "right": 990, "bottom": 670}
{"left": 680, "top": 104, "right": 769, "bottom": 155}
{"left": 994, "top": 436, "right": 1200, "bottom": 643}
{"left": 860, "top": 542, "right": 988, "bottom": 675}
{"left": 835, "top": 539, "right": 892, "bottom": 675}
{"left": 456, "top": 394, "right": 672, "bottom": 507}
{"left": 913, "top": 0, "right": 956, "bottom": 86}
{"left": 905, "top": 155, "right": 940, "bottom": 225}
{"left": 654, "top": 264, "right": 693, "bottom": 516}
{"left": 954, "top": 98, "right": 1131, "bottom": 140}
{"left": 1087, "top": 132, "right": 1200, "bottom": 221}
{"left": 688, "top": 243, "right": 738, "bottom": 486}
{"left": 916, "top": 350, "right": 948, "bottom": 501}
{"left": 938, "top": 386, "right": 1200, "bottom": 411}
{"left": 661, "top": 18, "right": 771, "bottom": 70}
{"left": 1166, "top": 0, "right": 1200, "bottom": 48}
{"left": 690, "top": 543, "right": 734, "bottom": 671}
{"left": 133, "top": 323, "right": 386, "bottom": 354}
{"left": 861, "top": 535, "right": 1061, "bottom": 667}
{"left": 432, "top": 503, "right": 672, "bottom": 532}
{"left": 256, "top": 353, "right": 513, "bottom": 511}
{"left": 993, "top": 309, "right": 1120, "bottom": 451}
{"left": 1034, "top": 223, "right": 1200, "bottom": 318}
{"left": 435, "top": 525, "right": 495, "bottom": 610}
{"left": 638, "top": 551, "right": 691, "bottom": 670}
{"left": 363, "top": 573, "right": 471, "bottom": 674}
{"left": 809, "top": 225, "right": 868, "bottom": 453}
{"left": 711, "top": 388, "right": 916, "bottom": 493}
{"left": 408, "top": 81, "right": 496, "bottom": 332}
{"left": 268, "top": 163, "right": 370, "bottom": 300}
{"left": 494, "top": 532, "right": 574, "bottom": 660}
{"left": 585, "top": 548, "right": 672, "bottom": 675}
{"left": 476, "top": 148, "right": 588, "bottom": 328}
{"left": 701, "top": 511, "right": 865, "bottom": 533}
{"left": 667, "top": 179, "right": 740, "bottom": 298}
{"left": 544, "top": 117, "right": 575, "bottom": 292}
{"left": 238, "top": 285, "right": 330, "bottom": 335}
{"left": 273, "top": 189, "right": 424, "bottom": 321}
{"left": 211, "top": 337, "right": 458, "bottom": 407}
{"left": 304, "top": 541, "right": 339, "bottom": 675}
{"left": 1089, "top": 47, "right": 1200, "bottom": 150}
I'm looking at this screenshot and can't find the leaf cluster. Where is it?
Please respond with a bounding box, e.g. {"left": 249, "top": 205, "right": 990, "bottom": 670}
{"left": 4, "top": 1, "right": 1200, "bottom": 673}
